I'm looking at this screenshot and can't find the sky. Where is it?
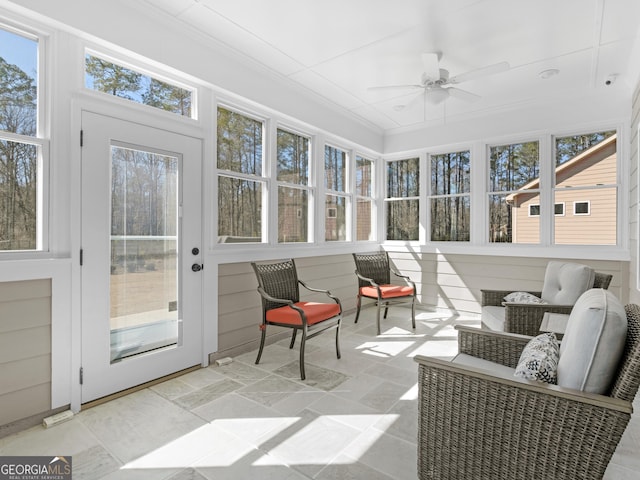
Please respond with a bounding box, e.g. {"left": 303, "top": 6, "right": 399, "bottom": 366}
{"left": 0, "top": 27, "right": 38, "bottom": 80}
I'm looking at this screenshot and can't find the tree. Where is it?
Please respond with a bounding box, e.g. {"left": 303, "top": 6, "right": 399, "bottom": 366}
{"left": 143, "top": 78, "right": 191, "bottom": 117}
{"left": 85, "top": 56, "right": 142, "bottom": 99}
{"left": 556, "top": 131, "right": 615, "bottom": 165}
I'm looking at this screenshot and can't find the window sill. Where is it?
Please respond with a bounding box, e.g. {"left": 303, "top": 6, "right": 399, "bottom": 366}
{"left": 382, "top": 242, "right": 630, "bottom": 262}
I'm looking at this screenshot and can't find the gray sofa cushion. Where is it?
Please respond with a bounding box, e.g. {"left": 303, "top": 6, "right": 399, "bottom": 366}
{"left": 557, "top": 289, "right": 626, "bottom": 393}
{"left": 481, "top": 305, "right": 505, "bottom": 331}
{"left": 540, "top": 261, "right": 595, "bottom": 304}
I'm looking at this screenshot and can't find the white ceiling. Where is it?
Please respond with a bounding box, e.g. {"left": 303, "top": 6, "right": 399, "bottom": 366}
{"left": 139, "top": 0, "right": 640, "bottom": 132}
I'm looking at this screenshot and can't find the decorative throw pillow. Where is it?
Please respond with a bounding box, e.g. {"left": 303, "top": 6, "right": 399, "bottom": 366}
{"left": 503, "top": 291, "right": 548, "bottom": 304}
{"left": 514, "top": 332, "right": 560, "bottom": 384}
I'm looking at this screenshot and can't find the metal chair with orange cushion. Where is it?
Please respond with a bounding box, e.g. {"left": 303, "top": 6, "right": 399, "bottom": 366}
{"left": 251, "top": 259, "right": 342, "bottom": 380}
{"left": 353, "top": 252, "right": 416, "bottom": 335}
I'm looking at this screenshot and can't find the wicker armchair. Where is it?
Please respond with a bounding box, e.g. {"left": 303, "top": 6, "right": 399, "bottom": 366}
{"left": 251, "top": 259, "right": 342, "bottom": 380}
{"left": 481, "top": 263, "right": 612, "bottom": 336}
{"left": 414, "top": 303, "right": 640, "bottom": 480}
{"left": 353, "top": 252, "right": 416, "bottom": 335}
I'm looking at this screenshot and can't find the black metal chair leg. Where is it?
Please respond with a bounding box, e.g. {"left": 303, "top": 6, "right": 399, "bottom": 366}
{"left": 289, "top": 329, "right": 297, "bottom": 349}
{"left": 335, "top": 323, "right": 341, "bottom": 359}
{"left": 376, "top": 303, "right": 382, "bottom": 335}
{"left": 411, "top": 297, "right": 416, "bottom": 329}
{"left": 384, "top": 305, "right": 389, "bottom": 319}
{"left": 255, "top": 325, "right": 267, "bottom": 364}
{"left": 354, "top": 294, "right": 362, "bottom": 323}
{"left": 299, "top": 328, "right": 307, "bottom": 380}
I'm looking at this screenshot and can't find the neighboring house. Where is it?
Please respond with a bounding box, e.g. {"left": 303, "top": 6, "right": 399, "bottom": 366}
{"left": 507, "top": 135, "right": 617, "bottom": 245}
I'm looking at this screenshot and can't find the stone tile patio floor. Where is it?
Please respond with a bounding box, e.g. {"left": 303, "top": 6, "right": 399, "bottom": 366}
{"left": 1, "top": 307, "right": 639, "bottom": 479}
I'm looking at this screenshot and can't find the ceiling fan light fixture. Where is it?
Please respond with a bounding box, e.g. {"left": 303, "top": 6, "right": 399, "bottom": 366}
{"left": 425, "top": 86, "right": 449, "bottom": 105}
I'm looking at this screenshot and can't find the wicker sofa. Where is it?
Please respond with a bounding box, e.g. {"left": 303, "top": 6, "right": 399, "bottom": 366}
{"left": 481, "top": 261, "right": 613, "bottom": 337}
{"left": 415, "top": 293, "right": 640, "bottom": 480}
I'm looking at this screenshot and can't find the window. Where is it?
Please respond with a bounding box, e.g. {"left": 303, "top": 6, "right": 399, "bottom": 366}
{"left": 386, "top": 158, "right": 419, "bottom": 240}
{"left": 489, "top": 141, "right": 540, "bottom": 243}
{"left": 529, "top": 203, "right": 564, "bottom": 217}
{"left": 529, "top": 204, "right": 540, "bottom": 217}
{"left": 0, "top": 25, "right": 41, "bottom": 251}
{"left": 355, "top": 155, "right": 374, "bottom": 241}
{"left": 325, "top": 145, "right": 347, "bottom": 241}
{"left": 277, "top": 128, "right": 310, "bottom": 243}
{"left": 430, "top": 150, "right": 470, "bottom": 241}
{"left": 574, "top": 201, "right": 590, "bottom": 215}
{"left": 554, "top": 131, "right": 616, "bottom": 245}
{"left": 85, "top": 52, "right": 194, "bottom": 118}
{"left": 216, "top": 107, "right": 264, "bottom": 243}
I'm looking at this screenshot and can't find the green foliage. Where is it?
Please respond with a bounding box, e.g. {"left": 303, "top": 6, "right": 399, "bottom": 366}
{"left": 85, "top": 56, "right": 142, "bottom": 99}
{"left": 555, "top": 131, "right": 615, "bottom": 165}
{"left": 85, "top": 55, "right": 192, "bottom": 117}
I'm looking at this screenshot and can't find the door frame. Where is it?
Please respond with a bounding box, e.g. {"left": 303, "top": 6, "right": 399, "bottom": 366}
{"left": 75, "top": 104, "right": 209, "bottom": 405}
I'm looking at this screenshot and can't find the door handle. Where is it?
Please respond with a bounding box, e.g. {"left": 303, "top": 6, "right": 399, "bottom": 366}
{"left": 191, "top": 263, "right": 203, "bottom": 272}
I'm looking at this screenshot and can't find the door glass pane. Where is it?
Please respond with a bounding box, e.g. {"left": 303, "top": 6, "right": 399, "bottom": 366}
{"left": 110, "top": 145, "right": 179, "bottom": 362}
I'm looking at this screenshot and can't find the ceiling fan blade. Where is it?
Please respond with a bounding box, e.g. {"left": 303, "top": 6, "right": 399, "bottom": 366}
{"left": 448, "top": 61, "right": 509, "bottom": 84}
{"left": 421, "top": 53, "right": 441, "bottom": 81}
{"left": 446, "top": 87, "right": 480, "bottom": 102}
{"left": 368, "top": 84, "right": 423, "bottom": 91}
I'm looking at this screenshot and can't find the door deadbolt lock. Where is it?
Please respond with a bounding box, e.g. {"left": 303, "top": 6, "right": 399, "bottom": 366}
{"left": 191, "top": 263, "right": 203, "bottom": 272}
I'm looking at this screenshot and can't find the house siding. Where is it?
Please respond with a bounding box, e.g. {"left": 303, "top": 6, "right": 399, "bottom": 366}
{"left": 0, "top": 279, "right": 51, "bottom": 426}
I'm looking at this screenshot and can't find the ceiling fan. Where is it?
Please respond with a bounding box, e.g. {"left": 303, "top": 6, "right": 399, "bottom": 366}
{"left": 370, "top": 53, "right": 509, "bottom": 106}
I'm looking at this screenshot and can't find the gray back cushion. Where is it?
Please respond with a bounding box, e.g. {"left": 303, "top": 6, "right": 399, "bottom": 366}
{"left": 541, "top": 261, "right": 595, "bottom": 304}
{"left": 557, "top": 289, "right": 627, "bottom": 393}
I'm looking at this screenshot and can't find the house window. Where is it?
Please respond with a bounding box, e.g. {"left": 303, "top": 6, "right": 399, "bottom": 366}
{"left": 529, "top": 203, "right": 564, "bottom": 217}
{"left": 430, "top": 150, "right": 470, "bottom": 241}
{"left": 0, "top": 25, "right": 42, "bottom": 251}
{"left": 355, "top": 156, "right": 374, "bottom": 241}
{"left": 529, "top": 204, "right": 540, "bottom": 217}
{"left": 85, "top": 52, "right": 194, "bottom": 118}
{"left": 216, "top": 107, "right": 264, "bottom": 243}
{"left": 325, "top": 145, "right": 347, "bottom": 241}
{"left": 554, "top": 131, "right": 616, "bottom": 245}
{"left": 386, "top": 158, "right": 419, "bottom": 240}
{"left": 489, "top": 141, "right": 540, "bottom": 243}
{"left": 277, "top": 128, "right": 310, "bottom": 243}
{"left": 574, "top": 201, "right": 590, "bottom": 215}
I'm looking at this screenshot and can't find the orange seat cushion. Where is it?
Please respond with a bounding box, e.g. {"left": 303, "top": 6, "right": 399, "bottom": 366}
{"left": 360, "top": 284, "right": 414, "bottom": 299}
{"left": 266, "top": 301, "right": 341, "bottom": 326}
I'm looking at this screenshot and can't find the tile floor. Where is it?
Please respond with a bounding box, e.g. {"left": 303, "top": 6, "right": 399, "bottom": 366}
{"left": 1, "top": 308, "right": 639, "bottom": 479}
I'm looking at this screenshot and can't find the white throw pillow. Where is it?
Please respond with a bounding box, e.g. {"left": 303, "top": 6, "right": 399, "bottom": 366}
{"left": 514, "top": 333, "right": 560, "bottom": 384}
{"left": 503, "top": 291, "right": 547, "bottom": 304}
{"left": 557, "top": 289, "right": 627, "bottom": 394}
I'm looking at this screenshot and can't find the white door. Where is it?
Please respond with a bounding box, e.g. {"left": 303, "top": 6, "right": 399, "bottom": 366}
{"left": 80, "top": 111, "right": 203, "bottom": 403}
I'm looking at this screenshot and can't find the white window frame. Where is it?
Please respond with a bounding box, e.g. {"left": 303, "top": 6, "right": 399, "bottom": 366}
{"left": 354, "top": 154, "right": 376, "bottom": 242}
{"left": 83, "top": 47, "right": 199, "bottom": 121}
{"left": 0, "top": 21, "right": 49, "bottom": 255}
{"left": 275, "top": 125, "right": 313, "bottom": 244}
{"left": 215, "top": 105, "right": 267, "bottom": 244}
{"left": 573, "top": 200, "right": 591, "bottom": 216}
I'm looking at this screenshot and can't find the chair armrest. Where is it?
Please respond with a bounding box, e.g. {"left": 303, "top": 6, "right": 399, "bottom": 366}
{"left": 503, "top": 303, "right": 573, "bottom": 336}
{"left": 390, "top": 268, "right": 416, "bottom": 289}
{"left": 354, "top": 270, "right": 378, "bottom": 286}
{"left": 414, "top": 355, "right": 632, "bottom": 480}
{"left": 456, "top": 325, "right": 531, "bottom": 368}
{"left": 256, "top": 286, "right": 293, "bottom": 306}
{"left": 414, "top": 355, "right": 632, "bottom": 413}
{"left": 481, "top": 289, "right": 542, "bottom": 306}
{"left": 298, "top": 280, "right": 342, "bottom": 308}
